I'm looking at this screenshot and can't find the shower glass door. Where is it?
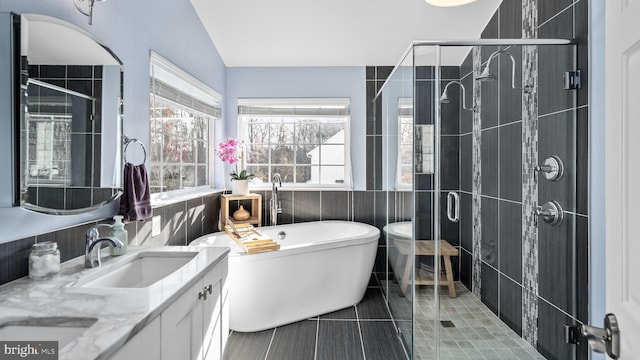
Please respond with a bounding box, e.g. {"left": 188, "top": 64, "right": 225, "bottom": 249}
{"left": 378, "top": 39, "right": 585, "bottom": 360}
{"left": 426, "top": 41, "right": 582, "bottom": 360}
{"left": 377, "top": 45, "right": 418, "bottom": 359}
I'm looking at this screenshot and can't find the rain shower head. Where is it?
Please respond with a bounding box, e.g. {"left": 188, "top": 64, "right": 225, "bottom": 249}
{"left": 439, "top": 91, "right": 451, "bottom": 104}
{"left": 440, "top": 81, "right": 473, "bottom": 111}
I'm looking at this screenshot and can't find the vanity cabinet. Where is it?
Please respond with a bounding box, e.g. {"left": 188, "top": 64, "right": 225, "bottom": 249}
{"left": 161, "top": 257, "right": 228, "bottom": 360}
{"left": 161, "top": 263, "right": 224, "bottom": 360}
{"left": 108, "top": 257, "right": 228, "bottom": 360}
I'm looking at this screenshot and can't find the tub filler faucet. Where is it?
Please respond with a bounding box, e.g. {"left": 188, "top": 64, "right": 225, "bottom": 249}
{"left": 84, "top": 224, "right": 124, "bottom": 268}
{"left": 270, "top": 173, "right": 283, "bottom": 226}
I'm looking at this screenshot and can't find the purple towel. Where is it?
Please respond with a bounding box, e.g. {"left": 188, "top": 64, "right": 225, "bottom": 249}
{"left": 118, "top": 163, "right": 152, "bottom": 221}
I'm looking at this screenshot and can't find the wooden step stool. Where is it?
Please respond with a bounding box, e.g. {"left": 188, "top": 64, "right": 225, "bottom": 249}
{"left": 392, "top": 240, "right": 459, "bottom": 298}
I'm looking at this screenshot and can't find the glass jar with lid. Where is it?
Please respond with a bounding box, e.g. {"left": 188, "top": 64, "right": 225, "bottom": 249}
{"left": 29, "top": 241, "right": 61, "bottom": 280}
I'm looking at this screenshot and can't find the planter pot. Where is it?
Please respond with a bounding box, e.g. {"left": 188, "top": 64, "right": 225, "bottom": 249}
{"left": 231, "top": 179, "right": 249, "bottom": 195}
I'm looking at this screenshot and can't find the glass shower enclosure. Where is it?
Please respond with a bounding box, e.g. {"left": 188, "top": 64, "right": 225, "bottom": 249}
{"left": 375, "top": 39, "right": 583, "bottom": 360}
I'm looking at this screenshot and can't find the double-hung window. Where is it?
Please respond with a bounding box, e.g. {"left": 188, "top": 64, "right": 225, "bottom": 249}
{"left": 149, "top": 52, "right": 220, "bottom": 195}
{"left": 238, "top": 98, "right": 351, "bottom": 188}
{"left": 396, "top": 98, "right": 433, "bottom": 189}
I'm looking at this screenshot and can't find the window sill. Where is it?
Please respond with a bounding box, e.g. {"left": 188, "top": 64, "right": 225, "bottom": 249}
{"left": 150, "top": 188, "right": 225, "bottom": 208}
{"left": 248, "top": 185, "right": 352, "bottom": 192}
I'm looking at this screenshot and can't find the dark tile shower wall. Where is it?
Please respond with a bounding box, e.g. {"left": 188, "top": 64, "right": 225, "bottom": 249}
{"left": 457, "top": 1, "right": 589, "bottom": 359}
{"left": 0, "top": 192, "right": 222, "bottom": 287}
{"left": 361, "top": 2, "right": 588, "bottom": 359}
{"left": 26, "top": 64, "right": 115, "bottom": 209}
{"left": 365, "top": 66, "right": 464, "bottom": 280}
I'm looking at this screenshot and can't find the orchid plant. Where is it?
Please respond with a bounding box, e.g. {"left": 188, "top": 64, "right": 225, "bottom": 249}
{"left": 216, "top": 137, "right": 255, "bottom": 180}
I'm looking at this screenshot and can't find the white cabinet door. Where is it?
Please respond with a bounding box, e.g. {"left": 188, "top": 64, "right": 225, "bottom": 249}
{"left": 161, "top": 279, "right": 203, "bottom": 360}
{"left": 161, "top": 265, "right": 226, "bottom": 360}
{"left": 203, "top": 262, "right": 223, "bottom": 360}
{"left": 203, "top": 281, "right": 221, "bottom": 360}
{"left": 109, "top": 316, "right": 161, "bottom": 360}
{"left": 606, "top": 0, "right": 640, "bottom": 358}
{"left": 220, "top": 258, "right": 229, "bottom": 357}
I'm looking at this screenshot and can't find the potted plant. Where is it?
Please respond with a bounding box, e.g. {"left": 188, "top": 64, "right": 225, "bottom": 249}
{"left": 216, "top": 137, "right": 254, "bottom": 195}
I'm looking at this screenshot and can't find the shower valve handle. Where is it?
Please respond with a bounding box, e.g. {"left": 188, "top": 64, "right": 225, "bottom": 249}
{"left": 535, "top": 165, "right": 553, "bottom": 173}
{"left": 534, "top": 156, "right": 564, "bottom": 181}
{"left": 534, "top": 201, "right": 564, "bottom": 226}
{"left": 535, "top": 206, "right": 555, "bottom": 217}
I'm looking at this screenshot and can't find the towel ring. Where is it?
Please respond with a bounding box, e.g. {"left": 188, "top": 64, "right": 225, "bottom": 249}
{"left": 123, "top": 136, "right": 147, "bottom": 165}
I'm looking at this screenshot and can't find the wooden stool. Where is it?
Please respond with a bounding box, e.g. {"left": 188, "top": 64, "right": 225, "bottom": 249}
{"left": 392, "top": 240, "right": 459, "bottom": 298}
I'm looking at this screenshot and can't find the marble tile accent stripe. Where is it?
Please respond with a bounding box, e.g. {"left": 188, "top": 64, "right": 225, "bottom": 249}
{"left": 522, "top": 0, "right": 537, "bottom": 39}
{"left": 521, "top": 0, "right": 539, "bottom": 346}
{"left": 472, "top": 46, "right": 483, "bottom": 298}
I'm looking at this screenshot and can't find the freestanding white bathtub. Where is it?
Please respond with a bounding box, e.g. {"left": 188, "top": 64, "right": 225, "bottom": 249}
{"left": 189, "top": 220, "right": 379, "bottom": 332}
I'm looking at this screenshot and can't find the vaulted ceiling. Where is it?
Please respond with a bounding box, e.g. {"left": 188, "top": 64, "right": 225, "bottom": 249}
{"left": 190, "top": 0, "right": 502, "bottom": 67}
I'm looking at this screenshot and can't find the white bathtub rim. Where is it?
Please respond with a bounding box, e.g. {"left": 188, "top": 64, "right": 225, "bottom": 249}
{"left": 383, "top": 221, "right": 412, "bottom": 240}
{"left": 189, "top": 220, "right": 380, "bottom": 260}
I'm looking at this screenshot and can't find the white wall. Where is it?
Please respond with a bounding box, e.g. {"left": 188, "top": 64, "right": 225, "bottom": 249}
{"left": 589, "top": 0, "right": 606, "bottom": 358}
{"left": 0, "top": 0, "right": 226, "bottom": 147}
{"left": 225, "top": 67, "right": 366, "bottom": 190}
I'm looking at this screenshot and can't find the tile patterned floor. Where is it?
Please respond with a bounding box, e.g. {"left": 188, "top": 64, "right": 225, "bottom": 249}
{"left": 385, "top": 280, "right": 545, "bottom": 360}
{"left": 225, "top": 276, "right": 545, "bottom": 360}
{"left": 223, "top": 277, "right": 408, "bottom": 360}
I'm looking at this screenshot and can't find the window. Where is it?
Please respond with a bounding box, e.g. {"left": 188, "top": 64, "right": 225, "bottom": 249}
{"left": 149, "top": 52, "right": 220, "bottom": 194}
{"left": 397, "top": 98, "right": 414, "bottom": 188}
{"left": 25, "top": 80, "right": 94, "bottom": 186}
{"left": 238, "top": 98, "right": 350, "bottom": 187}
{"left": 396, "top": 98, "right": 433, "bottom": 189}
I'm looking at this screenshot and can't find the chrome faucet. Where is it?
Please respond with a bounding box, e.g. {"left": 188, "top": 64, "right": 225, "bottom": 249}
{"left": 270, "top": 173, "right": 283, "bottom": 226}
{"left": 84, "top": 224, "right": 124, "bottom": 268}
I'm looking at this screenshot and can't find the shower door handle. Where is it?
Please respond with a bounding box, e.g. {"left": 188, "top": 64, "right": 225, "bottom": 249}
{"left": 447, "top": 192, "right": 460, "bottom": 223}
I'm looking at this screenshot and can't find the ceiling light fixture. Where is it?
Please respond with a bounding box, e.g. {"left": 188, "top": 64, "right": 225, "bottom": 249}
{"left": 424, "top": 0, "right": 478, "bottom": 7}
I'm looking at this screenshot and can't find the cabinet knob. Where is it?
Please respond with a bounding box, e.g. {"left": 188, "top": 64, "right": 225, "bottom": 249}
{"left": 198, "top": 290, "right": 207, "bottom": 301}
{"left": 204, "top": 284, "right": 213, "bottom": 295}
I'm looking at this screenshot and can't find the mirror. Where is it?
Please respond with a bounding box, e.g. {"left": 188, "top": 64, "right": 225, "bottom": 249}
{"left": 19, "top": 14, "right": 123, "bottom": 212}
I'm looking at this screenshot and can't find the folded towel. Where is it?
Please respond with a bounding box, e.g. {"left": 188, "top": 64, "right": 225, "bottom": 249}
{"left": 118, "top": 163, "right": 152, "bottom": 221}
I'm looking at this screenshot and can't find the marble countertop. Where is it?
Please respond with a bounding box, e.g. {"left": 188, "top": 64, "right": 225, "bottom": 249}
{"left": 0, "top": 245, "right": 229, "bottom": 360}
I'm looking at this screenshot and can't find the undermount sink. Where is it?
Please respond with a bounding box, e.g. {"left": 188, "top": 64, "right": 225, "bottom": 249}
{"left": 0, "top": 317, "right": 97, "bottom": 349}
{"left": 77, "top": 251, "right": 198, "bottom": 288}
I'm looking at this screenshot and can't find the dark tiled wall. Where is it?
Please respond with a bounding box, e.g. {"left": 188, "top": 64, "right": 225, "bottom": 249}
{"left": 235, "top": 189, "right": 412, "bottom": 277}
{"left": 365, "top": 66, "right": 463, "bottom": 281}
{"left": 26, "top": 64, "right": 110, "bottom": 209}
{"left": 457, "top": 1, "right": 589, "bottom": 359}
{"left": 415, "top": 67, "right": 462, "bottom": 276}
{"left": 0, "top": 192, "right": 222, "bottom": 287}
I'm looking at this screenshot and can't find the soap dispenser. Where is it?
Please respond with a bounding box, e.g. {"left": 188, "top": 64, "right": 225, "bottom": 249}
{"left": 110, "top": 215, "right": 128, "bottom": 256}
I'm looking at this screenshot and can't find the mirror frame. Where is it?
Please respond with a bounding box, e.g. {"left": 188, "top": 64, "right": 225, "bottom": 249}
{"left": 0, "top": 11, "right": 125, "bottom": 245}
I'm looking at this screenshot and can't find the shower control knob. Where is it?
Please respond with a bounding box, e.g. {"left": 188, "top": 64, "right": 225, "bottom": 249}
{"left": 535, "top": 201, "right": 564, "bottom": 226}
{"left": 535, "top": 155, "right": 564, "bottom": 181}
